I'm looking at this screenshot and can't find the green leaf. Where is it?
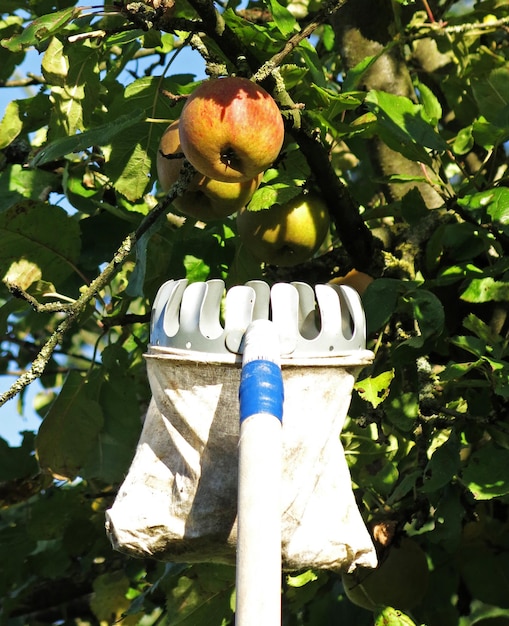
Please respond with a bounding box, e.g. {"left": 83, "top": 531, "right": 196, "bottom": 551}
{"left": 30, "top": 108, "right": 146, "bottom": 167}
{"left": 0, "top": 7, "right": 82, "bottom": 52}
{"left": 387, "top": 470, "right": 421, "bottom": 505}
{"left": 374, "top": 606, "right": 417, "bottom": 625}
{"left": 106, "top": 76, "right": 192, "bottom": 201}
{"left": 472, "top": 66, "right": 509, "bottom": 127}
{"left": 0, "top": 433, "right": 38, "bottom": 481}
{"left": 342, "top": 55, "right": 379, "bottom": 92}
{"left": 422, "top": 434, "right": 460, "bottom": 493}
{"left": 365, "top": 90, "right": 448, "bottom": 165}
{"left": 363, "top": 278, "right": 406, "bottom": 333}
{"left": 0, "top": 100, "right": 23, "bottom": 149}
{"left": 453, "top": 126, "right": 474, "bottom": 155}
{"left": 165, "top": 564, "right": 235, "bottom": 626}
{"left": 462, "top": 444, "right": 509, "bottom": 499}
{"left": 266, "top": 0, "right": 299, "bottom": 36}
{"left": 36, "top": 371, "right": 104, "bottom": 481}
{"left": 416, "top": 81, "right": 442, "bottom": 125}
{"left": 461, "top": 277, "right": 509, "bottom": 303}
{"left": 460, "top": 544, "right": 509, "bottom": 609}
{"left": 355, "top": 370, "right": 395, "bottom": 408}
{"left": 485, "top": 187, "right": 509, "bottom": 234}
{"left": 472, "top": 116, "right": 509, "bottom": 149}
{"left": 42, "top": 37, "right": 101, "bottom": 139}
{"left": 286, "top": 570, "right": 318, "bottom": 588}
{"left": 247, "top": 148, "right": 309, "bottom": 211}
{"left": 125, "top": 217, "right": 165, "bottom": 297}
{"left": 184, "top": 255, "right": 211, "bottom": 283}
{"left": 0, "top": 164, "right": 60, "bottom": 212}
{"left": 458, "top": 187, "right": 509, "bottom": 235}
{"left": 308, "top": 84, "right": 364, "bottom": 118}
{"left": 385, "top": 392, "right": 418, "bottom": 432}
{"left": 90, "top": 571, "right": 133, "bottom": 623}
{"left": 0, "top": 200, "right": 81, "bottom": 288}
{"left": 408, "top": 289, "right": 445, "bottom": 340}
{"left": 81, "top": 348, "right": 142, "bottom": 483}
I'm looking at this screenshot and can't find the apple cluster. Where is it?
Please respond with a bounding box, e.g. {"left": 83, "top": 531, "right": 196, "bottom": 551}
{"left": 157, "top": 76, "right": 330, "bottom": 267}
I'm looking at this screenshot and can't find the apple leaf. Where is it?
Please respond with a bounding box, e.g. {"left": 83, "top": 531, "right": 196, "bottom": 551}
{"left": 0, "top": 200, "right": 81, "bottom": 289}
{"left": 31, "top": 108, "right": 146, "bottom": 167}
{"left": 416, "top": 81, "right": 442, "bottom": 125}
{"left": 165, "top": 564, "right": 235, "bottom": 626}
{"left": 0, "top": 433, "right": 38, "bottom": 481}
{"left": 472, "top": 67, "right": 509, "bottom": 127}
{"left": 0, "top": 7, "right": 82, "bottom": 52}
{"left": 422, "top": 434, "right": 460, "bottom": 493}
{"left": 36, "top": 370, "right": 104, "bottom": 481}
{"left": 365, "top": 90, "right": 448, "bottom": 165}
{"left": 374, "top": 607, "right": 417, "bottom": 626}
{"left": 362, "top": 278, "right": 406, "bottom": 333}
{"left": 91, "top": 572, "right": 134, "bottom": 624}
{"left": 460, "top": 277, "right": 509, "bottom": 303}
{"left": 266, "top": 0, "right": 299, "bottom": 36}
{"left": 0, "top": 100, "right": 23, "bottom": 149}
{"left": 342, "top": 54, "right": 379, "bottom": 92}
{"left": 355, "top": 370, "right": 395, "bottom": 408}
{"left": 462, "top": 444, "right": 509, "bottom": 499}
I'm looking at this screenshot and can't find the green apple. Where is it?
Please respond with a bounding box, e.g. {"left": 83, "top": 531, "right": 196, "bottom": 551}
{"left": 179, "top": 76, "right": 285, "bottom": 183}
{"left": 236, "top": 192, "right": 330, "bottom": 267}
{"left": 157, "top": 119, "right": 262, "bottom": 221}
{"left": 342, "top": 537, "right": 429, "bottom": 612}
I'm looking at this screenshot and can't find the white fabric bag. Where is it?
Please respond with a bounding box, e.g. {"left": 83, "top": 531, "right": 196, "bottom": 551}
{"left": 105, "top": 346, "right": 377, "bottom": 573}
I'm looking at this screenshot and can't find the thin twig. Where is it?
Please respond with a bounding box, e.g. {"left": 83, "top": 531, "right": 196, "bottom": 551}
{"left": 254, "top": 0, "right": 350, "bottom": 82}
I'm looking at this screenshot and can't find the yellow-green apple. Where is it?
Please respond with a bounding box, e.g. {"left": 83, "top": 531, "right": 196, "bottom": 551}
{"left": 236, "top": 192, "right": 330, "bottom": 267}
{"left": 179, "top": 76, "right": 285, "bottom": 183}
{"left": 157, "top": 120, "right": 262, "bottom": 221}
{"left": 342, "top": 537, "right": 429, "bottom": 611}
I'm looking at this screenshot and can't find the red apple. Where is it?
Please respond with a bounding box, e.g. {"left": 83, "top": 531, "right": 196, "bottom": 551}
{"left": 179, "top": 76, "right": 285, "bottom": 183}
{"left": 157, "top": 120, "right": 262, "bottom": 221}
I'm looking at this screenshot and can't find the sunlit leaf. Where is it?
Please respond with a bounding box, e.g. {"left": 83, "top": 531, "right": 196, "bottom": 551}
{"left": 0, "top": 201, "right": 81, "bottom": 288}
{"left": 355, "top": 370, "right": 395, "bottom": 408}
{"left": 267, "top": 0, "right": 299, "bottom": 36}
{"left": 30, "top": 109, "right": 146, "bottom": 166}
{"left": 91, "top": 571, "right": 137, "bottom": 625}
{"left": 0, "top": 100, "right": 23, "bottom": 149}
{"left": 422, "top": 434, "right": 460, "bottom": 493}
{"left": 374, "top": 606, "right": 417, "bottom": 625}
{"left": 472, "top": 66, "right": 509, "bottom": 127}
{"left": 365, "top": 90, "right": 448, "bottom": 165}
{"left": 0, "top": 7, "right": 82, "bottom": 52}
{"left": 461, "top": 277, "right": 509, "bottom": 303}
{"left": 462, "top": 444, "right": 509, "bottom": 499}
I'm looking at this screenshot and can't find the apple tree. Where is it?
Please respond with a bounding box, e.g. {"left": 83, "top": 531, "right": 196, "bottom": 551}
{"left": 1, "top": 0, "right": 509, "bottom": 624}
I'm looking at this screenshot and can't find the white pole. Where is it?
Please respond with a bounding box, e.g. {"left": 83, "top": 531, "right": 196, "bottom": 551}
{"left": 236, "top": 320, "right": 284, "bottom": 626}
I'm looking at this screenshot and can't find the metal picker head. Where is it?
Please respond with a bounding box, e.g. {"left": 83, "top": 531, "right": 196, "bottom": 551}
{"left": 150, "top": 279, "right": 366, "bottom": 358}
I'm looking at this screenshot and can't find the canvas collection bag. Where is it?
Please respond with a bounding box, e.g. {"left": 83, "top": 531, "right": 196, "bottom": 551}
{"left": 106, "top": 346, "right": 377, "bottom": 573}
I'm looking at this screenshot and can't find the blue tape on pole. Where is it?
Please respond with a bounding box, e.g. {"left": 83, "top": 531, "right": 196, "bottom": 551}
{"left": 239, "top": 359, "right": 284, "bottom": 423}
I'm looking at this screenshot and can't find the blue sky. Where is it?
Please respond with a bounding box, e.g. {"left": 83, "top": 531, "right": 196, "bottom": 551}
{"left": 0, "top": 7, "right": 206, "bottom": 444}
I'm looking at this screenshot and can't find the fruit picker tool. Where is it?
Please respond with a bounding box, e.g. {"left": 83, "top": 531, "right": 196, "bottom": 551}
{"left": 106, "top": 279, "right": 378, "bottom": 624}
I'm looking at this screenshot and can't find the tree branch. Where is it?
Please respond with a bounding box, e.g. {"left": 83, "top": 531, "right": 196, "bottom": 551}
{"left": 0, "top": 162, "right": 196, "bottom": 408}
{"left": 254, "top": 0, "right": 350, "bottom": 82}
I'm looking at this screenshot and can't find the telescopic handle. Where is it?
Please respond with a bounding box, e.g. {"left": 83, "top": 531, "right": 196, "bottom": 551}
{"left": 236, "top": 320, "right": 284, "bottom": 626}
